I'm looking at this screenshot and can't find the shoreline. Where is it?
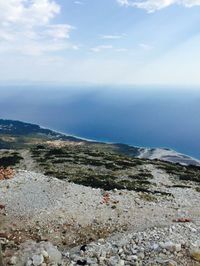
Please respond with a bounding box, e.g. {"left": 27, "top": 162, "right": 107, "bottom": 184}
{"left": 41, "top": 125, "right": 200, "bottom": 163}
{"left": 1, "top": 118, "right": 199, "bottom": 164}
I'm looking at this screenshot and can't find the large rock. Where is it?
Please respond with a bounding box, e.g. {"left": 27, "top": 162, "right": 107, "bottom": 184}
{"left": 160, "top": 242, "right": 181, "bottom": 252}
{"left": 41, "top": 242, "right": 62, "bottom": 264}
{"left": 13, "top": 241, "right": 62, "bottom": 266}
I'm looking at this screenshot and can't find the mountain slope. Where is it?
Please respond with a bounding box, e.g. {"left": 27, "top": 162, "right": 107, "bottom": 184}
{"left": 1, "top": 119, "right": 200, "bottom": 265}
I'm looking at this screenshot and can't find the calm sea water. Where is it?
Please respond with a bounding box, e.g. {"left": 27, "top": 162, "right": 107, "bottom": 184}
{"left": 0, "top": 85, "right": 200, "bottom": 159}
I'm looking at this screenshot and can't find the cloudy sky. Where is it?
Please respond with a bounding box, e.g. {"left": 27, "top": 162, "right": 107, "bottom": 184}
{"left": 1, "top": 0, "right": 200, "bottom": 85}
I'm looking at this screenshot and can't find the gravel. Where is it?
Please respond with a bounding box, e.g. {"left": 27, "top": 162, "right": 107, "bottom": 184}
{"left": 1, "top": 167, "right": 200, "bottom": 265}
{"left": 64, "top": 223, "right": 200, "bottom": 265}
{"left": 0, "top": 170, "right": 177, "bottom": 229}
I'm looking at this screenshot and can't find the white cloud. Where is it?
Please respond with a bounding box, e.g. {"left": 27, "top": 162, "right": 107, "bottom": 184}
{"left": 0, "top": 0, "right": 76, "bottom": 55}
{"left": 45, "top": 24, "right": 74, "bottom": 39}
{"left": 139, "top": 43, "right": 153, "bottom": 50}
{"left": 115, "top": 48, "right": 128, "bottom": 52}
{"left": 91, "top": 45, "right": 128, "bottom": 53}
{"left": 74, "top": 1, "right": 84, "bottom": 5}
{"left": 101, "top": 34, "right": 123, "bottom": 40}
{"left": 117, "top": 0, "right": 200, "bottom": 12}
{"left": 0, "top": 0, "right": 60, "bottom": 25}
{"left": 91, "top": 45, "right": 113, "bottom": 52}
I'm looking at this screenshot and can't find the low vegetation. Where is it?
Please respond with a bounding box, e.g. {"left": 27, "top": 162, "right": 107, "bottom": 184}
{"left": 27, "top": 142, "right": 200, "bottom": 193}
{"left": 2, "top": 119, "right": 200, "bottom": 194}
{"left": 157, "top": 161, "right": 200, "bottom": 183}
{"left": 0, "top": 151, "right": 23, "bottom": 167}
{"left": 30, "top": 143, "right": 154, "bottom": 192}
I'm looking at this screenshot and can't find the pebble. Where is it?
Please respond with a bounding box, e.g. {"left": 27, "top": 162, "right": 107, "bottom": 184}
{"left": 41, "top": 250, "right": 49, "bottom": 258}
{"left": 32, "top": 254, "right": 44, "bottom": 266}
{"left": 175, "top": 244, "right": 182, "bottom": 252}
{"left": 52, "top": 223, "right": 200, "bottom": 266}
{"left": 26, "top": 260, "right": 33, "bottom": 266}
{"left": 118, "top": 260, "right": 125, "bottom": 266}
{"left": 2, "top": 170, "right": 200, "bottom": 266}
{"left": 9, "top": 256, "right": 17, "bottom": 265}
{"left": 131, "top": 248, "right": 137, "bottom": 255}
{"left": 118, "top": 248, "right": 124, "bottom": 255}
{"left": 168, "top": 260, "right": 178, "bottom": 266}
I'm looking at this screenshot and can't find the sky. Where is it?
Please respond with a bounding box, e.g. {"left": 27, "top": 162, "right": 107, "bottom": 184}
{"left": 0, "top": 0, "right": 200, "bottom": 86}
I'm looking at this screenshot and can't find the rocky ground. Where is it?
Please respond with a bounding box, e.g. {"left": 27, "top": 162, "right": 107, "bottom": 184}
{"left": 1, "top": 120, "right": 200, "bottom": 265}
{"left": 0, "top": 165, "right": 200, "bottom": 265}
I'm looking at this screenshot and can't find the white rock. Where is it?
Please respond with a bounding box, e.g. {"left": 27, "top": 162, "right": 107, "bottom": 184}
{"left": 132, "top": 255, "right": 138, "bottom": 260}
{"left": 44, "top": 244, "right": 62, "bottom": 264}
{"left": 32, "top": 254, "right": 44, "bottom": 266}
{"left": 99, "top": 257, "right": 106, "bottom": 263}
{"left": 175, "top": 244, "right": 182, "bottom": 252}
{"left": 118, "top": 248, "right": 124, "bottom": 255}
{"left": 41, "top": 250, "right": 49, "bottom": 258}
{"left": 98, "top": 238, "right": 105, "bottom": 244}
{"left": 108, "top": 256, "right": 119, "bottom": 266}
{"left": 26, "top": 260, "right": 33, "bottom": 266}
{"left": 118, "top": 259, "right": 125, "bottom": 266}
{"left": 87, "top": 258, "right": 98, "bottom": 264}
{"left": 138, "top": 252, "right": 145, "bottom": 259}
{"left": 63, "top": 252, "right": 70, "bottom": 258}
{"left": 162, "top": 242, "right": 175, "bottom": 252}
{"left": 126, "top": 255, "right": 138, "bottom": 261}
{"left": 152, "top": 243, "right": 159, "bottom": 250}
{"left": 9, "top": 256, "right": 17, "bottom": 265}
{"left": 131, "top": 248, "right": 137, "bottom": 254}
{"left": 194, "top": 241, "right": 200, "bottom": 247}
{"left": 168, "top": 260, "right": 178, "bottom": 266}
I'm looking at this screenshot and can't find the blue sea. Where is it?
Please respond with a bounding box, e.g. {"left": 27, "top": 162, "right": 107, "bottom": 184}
{"left": 0, "top": 85, "right": 200, "bottom": 159}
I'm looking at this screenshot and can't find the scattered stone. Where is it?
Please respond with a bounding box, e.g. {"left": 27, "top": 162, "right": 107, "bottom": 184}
{"left": 41, "top": 250, "right": 48, "bottom": 258}
{"left": 9, "top": 256, "right": 17, "bottom": 265}
{"left": 26, "top": 260, "right": 33, "bottom": 266}
{"left": 175, "top": 244, "right": 182, "bottom": 252}
{"left": 32, "top": 254, "right": 44, "bottom": 266}
{"left": 1, "top": 162, "right": 200, "bottom": 266}
{"left": 44, "top": 243, "right": 62, "bottom": 264}
{"left": 168, "top": 260, "right": 178, "bottom": 266}
{"left": 118, "top": 259, "right": 125, "bottom": 266}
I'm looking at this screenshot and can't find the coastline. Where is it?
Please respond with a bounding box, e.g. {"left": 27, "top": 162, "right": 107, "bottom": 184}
{"left": 1, "top": 118, "right": 200, "bottom": 165}
{"left": 40, "top": 125, "right": 200, "bottom": 164}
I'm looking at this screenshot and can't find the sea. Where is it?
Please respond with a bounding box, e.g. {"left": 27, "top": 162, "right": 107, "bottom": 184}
{"left": 0, "top": 85, "right": 200, "bottom": 159}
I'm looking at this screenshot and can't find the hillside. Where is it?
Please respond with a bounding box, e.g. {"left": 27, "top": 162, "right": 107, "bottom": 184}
{"left": 0, "top": 119, "right": 200, "bottom": 265}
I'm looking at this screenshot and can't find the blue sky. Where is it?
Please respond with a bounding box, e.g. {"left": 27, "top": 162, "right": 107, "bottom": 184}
{"left": 1, "top": 0, "right": 200, "bottom": 85}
